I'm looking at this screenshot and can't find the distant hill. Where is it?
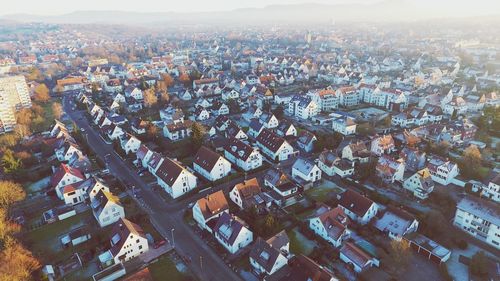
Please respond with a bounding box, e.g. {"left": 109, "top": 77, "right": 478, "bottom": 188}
{"left": 2, "top": 1, "right": 499, "bottom": 25}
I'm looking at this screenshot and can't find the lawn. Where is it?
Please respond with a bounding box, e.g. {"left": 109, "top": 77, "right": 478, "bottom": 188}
{"left": 287, "top": 228, "right": 317, "bottom": 256}
{"left": 305, "top": 182, "right": 344, "bottom": 202}
{"left": 149, "top": 256, "right": 190, "bottom": 281}
{"left": 21, "top": 210, "right": 95, "bottom": 263}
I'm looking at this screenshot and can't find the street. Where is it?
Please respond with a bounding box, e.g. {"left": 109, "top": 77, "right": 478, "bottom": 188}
{"left": 63, "top": 96, "right": 243, "bottom": 281}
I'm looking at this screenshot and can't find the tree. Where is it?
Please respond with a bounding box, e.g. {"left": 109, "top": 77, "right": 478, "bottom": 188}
{"left": 52, "top": 102, "right": 63, "bottom": 120}
{"left": 190, "top": 122, "right": 206, "bottom": 150}
{"left": 469, "top": 251, "right": 489, "bottom": 277}
{"left": 462, "top": 145, "right": 483, "bottom": 179}
{"left": 146, "top": 124, "right": 158, "bottom": 140}
{"left": 389, "top": 239, "right": 411, "bottom": 272}
{"left": 160, "top": 91, "right": 170, "bottom": 104}
{"left": 1, "top": 150, "right": 22, "bottom": 175}
{"left": 143, "top": 89, "right": 158, "bottom": 108}
{"left": 0, "top": 237, "right": 40, "bottom": 281}
{"left": 161, "top": 73, "right": 174, "bottom": 87}
{"left": 179, "top": 73, "right": 191, "bottom": 87}
{"left": 33, "top": 84, "right": 50, "bottom": 103}
{"left": 16, "top": 109, "right": 32, "bottom": 127}
{"left": 0, "top": 181, "right": 25, "bottom": 208}
{"left": 357, "top": 123, "right": 375, "bottom": 136}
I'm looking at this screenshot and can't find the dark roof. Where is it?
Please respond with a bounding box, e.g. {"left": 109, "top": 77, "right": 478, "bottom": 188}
{"left": 249, "top": 237, "right": 282, "bottom": 273}
{"left": 194, "top": 146, "right": 222, "bottom": 172}
{"left": 338, "top": 190, "right": 375, "bottom": 217}
{"left": 256, "top": 129, "right": 286, "bottom": 153}
{"left": 155, "top": 158, "right": 185, "bottom": 187}
{"left": 267, "top": 254, "right": 336, "bottom": 281}
{"left": 109, "top": 218, "right": 145, "bottom": 256}
{"left": 213, "top": 212, "right": 246, "bottom": 246}
{"left": 224, "top": 138, "right": 254, "bottom": 161}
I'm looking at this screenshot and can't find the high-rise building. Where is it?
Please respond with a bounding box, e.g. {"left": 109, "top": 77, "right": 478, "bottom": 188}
{"left": 0, "top": 75, "right": 32, "bottom": 134}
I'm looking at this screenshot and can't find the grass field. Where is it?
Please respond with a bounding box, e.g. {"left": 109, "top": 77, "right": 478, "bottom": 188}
{"left": 149, "top": 256, "right": 190, "bottom": 281}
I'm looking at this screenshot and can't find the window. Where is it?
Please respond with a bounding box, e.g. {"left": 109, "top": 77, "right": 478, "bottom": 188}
{"left": 136, "top": 239, "right": 140, "bottom": 243}
{"left": 139, "top": 245, "right": 143, "bottom": 250}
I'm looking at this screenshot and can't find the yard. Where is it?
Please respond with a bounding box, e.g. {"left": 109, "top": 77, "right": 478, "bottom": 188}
{"left": 149, "top": 255, "right": 192, "bottom": 281}
{"left": 305, "top": 180, "right": 344, "bottom": 202}
{"left": 287, "top": 227, "right": 317, "bottom": 256}
{"left": 21, "top": 210, "right": 97, "bottom": 263}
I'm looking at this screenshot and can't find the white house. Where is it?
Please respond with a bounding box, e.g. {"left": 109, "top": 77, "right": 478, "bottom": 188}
{"left": 193, "top": 146, "right": 231, "bottom": 181}
{"left": 332, "top": 115, "right": 357, "bottom": 136}
{"left": 403, "top": 168, "right": 435, "bottom": 199}
{"left": 163, "top": 120, "right": 193, "bottom": 142}
{"left": 51, "top": 164, "right": 86, "bottom": 200}
{"left": 288, "top": 95, "right": 319, "bottom": 119}
{"left": 309, "top": 205, "right": 350, "bottom": 247}
{"left": 370, "top": 135, "right": 395, "bottom": 156}
{"left": 249, "top": 231, "right": 290, "bottom": 276}
{"left": 107, "top": 218, "right": 149, "bottom": 264}
{"left": 375, "top": 207, "right": 419, "bottom": 240}
{"left": 229, "top": 178, "right": 272, "bottom": 210}
{"left": 224, "top": 138, "right": 262, "bottom": 171}
{"left": 275, "top": 121, "right": 297, "bottom": 137}
{"left": 120, "top": 134, "right": 142, "bottom": 155}
{"left": 154, "top": 157, "right": 197, "bottom": 199}
{"left": 255, "top": 129, "right": 295, "bottom": 162}
{"left": 318, "top": 150, "right": 355, "bottom": 178}
{"left": 91, "top": 190, "right": 125, "bottom": 228}
{"left": 291, "top": 158, "right": 321, "bottom": 183}
{"left": 192, "top": 190, "right": 229, "bottom": 233}
{"left": 340, "top": 242, "right": 380, "bottom": 273}
{"left": 338, "top": 190, "right": 378, "bottom": 225}
{"left": 296, "top": 130, "right": 317, "bottom": 153}
{"left": 375, "top": 156, "right": 405, "bottom": 183}
{"left": 426, "top": 155, "right": 459, "bottom": 185}
{"left": 453, "top": 196, "right": 500, "bottom": 250}
{"left": 213, "top": 213, "right": 253, "bottom": 254}
{"left": 124, "top": 86, "right": 143, "bottom": 100}
{"left": 136, "top": 145, "right": 153, "bottom": 168}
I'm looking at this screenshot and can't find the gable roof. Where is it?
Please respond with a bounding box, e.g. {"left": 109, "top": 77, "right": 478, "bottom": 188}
{"left": 224, "top": 137, "right": 255, "bottom": 161}
{"left": 50, "top": 163, "right": 85, "bottom": 187}
{"left": 338, "top": 190, "right": 375, "bottom": 217}
{"left": 256, "top": 129, "right": 286, "bottom": 153}
{"left": 109, "top": 218, "right": 145, "bottom": 256}
{"left": 196, "top": 190, "right": 229, "bottom": 220}
{"left": 213, "top": 213, "right": 248, "bottom": 246}
{"left": 194, "top": 146, "right": 222, "bottom": 172}
{"left": 155, "top": 158, "right": 185, "bottom": 187}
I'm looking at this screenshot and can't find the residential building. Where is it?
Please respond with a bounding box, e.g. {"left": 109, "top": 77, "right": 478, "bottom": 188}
{"left": 426, "top": 155, "right": 459, "bottom": 185}
{"left": 224, "top": 137, "right": 262, "bottom": 171}
{"left": 339, "top": 242, "right": 380, "bottom": 273}
{"left": 318, "top": 150, "right": 355, "bottom": 178}
{"left": 263, "top": 168, "right": 299, "bottom": 207}
{"left": 192, "top": 190, "right": 229, "bottom": 233}
{"left": 51, "top": 164, "right": 86, "bottom": 200}
{"left": 370, "top": 134, "right": 395, "bottom": 156}
{"left": 308, "top": 205, "right": 350, "bottom": 247}
{"left": 107, "top": 218, "right": 149, "bottom": 264}
{"left": 337, "top": 190, "right": 378, "bottom": 225}
{"left": 229, "top": 178, "right": 272, "bottom": 210}
{"left": 0, "top": 75, "right": 32, "bottom": 133}
{"left": 288, "top": 95, "right": 319, "bottom": 119}
{"left": 375, "top": 207, "right": 419, "bottom": 239}
{"left": 193, "top": 146, "right": 231, "bottom": 181}
{"left": 249, "top": 231, "right": 290, "bottom": 276}
{"left": 91, "top": 190, "right": 125, "bottom": 227}
{"left": 163, "top": 120, "right": 193, "bottom": 141}
{"left": 256, "top": 129, "right": 295, "bottom": 162}
{"left": 296, "top": 130, "right": 317, "bottom": 153}
{"left": 375, "top": 156, "right": 405, "bottom": 183}
{"left": 403, "top": 168, "right": 435, "bottom": 199}
{"left": 291, "top": 158, "right": 321, "bottom": 184}
{"left": 453, "top": 196, "right": 500, "bottom": 249}
{"left": 154, "top": 157, "right": 197, "bottom": 199}
{"left": 213, "top": 213, "right": 253, "bottom": 254}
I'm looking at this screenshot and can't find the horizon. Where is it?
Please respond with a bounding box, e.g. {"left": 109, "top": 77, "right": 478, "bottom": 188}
{"left": 2, "top": 0, "right": 500, "bottom": 19}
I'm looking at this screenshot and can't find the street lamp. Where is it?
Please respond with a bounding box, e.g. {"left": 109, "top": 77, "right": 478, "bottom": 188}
{"left": 171, "top": 228, "right": 175, "bottom": 248}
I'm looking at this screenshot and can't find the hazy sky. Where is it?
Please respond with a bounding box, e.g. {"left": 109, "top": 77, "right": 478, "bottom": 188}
{"left": 1, "top": 0, "right": 499, "bottom": 16}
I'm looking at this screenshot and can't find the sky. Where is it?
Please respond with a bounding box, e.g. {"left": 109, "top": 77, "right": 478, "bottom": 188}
{"left": 1, "top": 0, "right": 499, "bottom": 16}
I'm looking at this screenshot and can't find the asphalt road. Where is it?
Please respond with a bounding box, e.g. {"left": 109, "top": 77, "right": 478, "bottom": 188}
{"left": 63, "top": 96, "right": 243, "bottom": 281}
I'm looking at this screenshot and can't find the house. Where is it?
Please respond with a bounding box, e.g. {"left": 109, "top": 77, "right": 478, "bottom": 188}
{"left": 370, "top": 135, "right": 395, "bottom": 156}
{"left": 154, "top": 157, "right": 197, "bottom": 199}
{"left": 337, "top": 190, "right": 378, "bottom": 225}
{"left": 86, "top": 176, "right": 111, "bottom": 202}
{"left": 341, "top": 141, "right": 371, "bottom": 163}
{"left": 403, "top": 168, "right": 435, "bottom": 199}
{"left": 104, "top": 124, "right": 125, "bottom": 141}
{"left": 211, "top": 102, "right": 230, "bottom": 116}
{"left": 375, "top": 207, "right": 419, "bottom": 239}
{"left": 224, "top": 137, "right": 262, "bottom": 171}
{"left": 192, "top": 190, "right": 229, "bottom": 233}
{"left": 248, "top": 118, "right": 265, "bottom": 138}
{"left": 193, "top": 146, "right": 231, "bottom": 181}
{"left": 249, "top": 231, "right": 290, "bottom": 276}
{"left": 263, "top": 168, "right": 299, "bottom": 207}
{"left": 453, "top": 196, "right": 500, "bottom": 249}
{"left": 230, "top": 178, "right": 272, "bottom": 210}
{"left": 291, "top": 158, "right": 321, "bottom": 184}
{"left": 120, "top": 134, "right": 141, "bottom": 154}
{"left": 243, "top": 106, "right": 263, "bottom": 121}
{"left": 296, "top": 130, "right": 317, "bottom": 153}
{"left": 107, "top": 218, "right": 149, "bottom": 264}
{"left": 399, "top": 147, "right": 426, "bottom": 172}
{"left": 339, "top": 242, "right": 379, "bottom": 273}
{"left": 194, "top": 106, "right": 210, "bottom": 121}
{"left": 318, "top": 150, "right": 355, "bottom": 178}
{"left": 50, "top": 120, "right": 70, "bottom": 138}
{"left": 288, "top": 95, "right": 319, "bottom": 119}
{"left": 136, "top": 145, "right": 154, "bottom": 168}
{"left": 267, "top": 254, "right": 339, "bottom": 281}
{"left": 331, "top": 114, "right": 357, "bottom": 136}
{"left": 160, "top": 106, "right": 184, "bottom": 124}
{"left": 426, "top": 155, "right": 459, "bottom": 185}
{"left": 213, "top": 212, "right": 253, "bottom": 254}
{"left": 163, "top": 120, "right": 193, "bottom": 141}
{"left": 256, "top": 129, "right": 295, "bottom": 162}
{"left": 67, "top": 153, "right": 92, "bottom": 174}
{"left": 130, "top": 118, "right": 147, "bottom": 135}
{"left": 124, "top": 86, "right": 143, "bottom": 100}
{"left": 337, "top": 86, "right": 360, "bottom": 107}
{"left": 54, "top": 141, "right": 83, "bottom": 162}
{"left": 306, "top": 89, "right": 339, "bottom": 112}
{"left": 482, "top": 174, "right": 500, "bottom": 203}
{"left": 51, "top": 164, "right": 86, "bottom": 200}
{"left": 308, "top": 205, "right": 350, "bottom": 247}
{"left": 91, "top": 190, "right": 125, "bottom": 227}
{"left": 275, "top": 121, "right": 297, "bottom": 137}
{"left": 225, "top": 121, "right": 248, "bottom": 140}
{"left": 60, "top": 226, "right": 91, "bottom": 247}
{"left": 259, "top": 112, "right": 279, "bottom": 129}
{"left": 375, "top": 156, "right": 405, "bottom": 183}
